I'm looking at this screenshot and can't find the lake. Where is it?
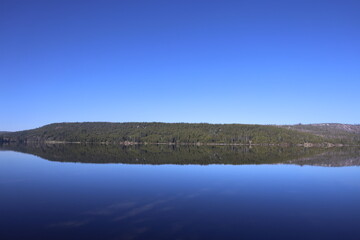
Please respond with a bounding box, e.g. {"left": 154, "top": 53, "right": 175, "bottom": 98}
{"left": 1, "top": 144, "right": 360, "bottom": 240}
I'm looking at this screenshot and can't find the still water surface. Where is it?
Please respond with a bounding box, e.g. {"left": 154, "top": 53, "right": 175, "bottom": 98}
{"left": 1, "top": 145, "right": 360, "bottom": 240}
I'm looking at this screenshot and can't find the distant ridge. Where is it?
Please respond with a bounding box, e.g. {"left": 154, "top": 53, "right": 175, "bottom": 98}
{"left": 280, "top": 123, "right": 360, "bottom": 144}
{"left": 1, "top": 122, "right": 359, "bottom": 145}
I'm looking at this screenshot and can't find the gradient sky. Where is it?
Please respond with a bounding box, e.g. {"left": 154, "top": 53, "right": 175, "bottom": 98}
{"left": 1, "top": 0, "right": 359, "bottom": 131}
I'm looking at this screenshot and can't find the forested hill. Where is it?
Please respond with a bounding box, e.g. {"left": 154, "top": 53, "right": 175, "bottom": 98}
{"left": 0, "top": 122, "right": 332, "bottom": 145}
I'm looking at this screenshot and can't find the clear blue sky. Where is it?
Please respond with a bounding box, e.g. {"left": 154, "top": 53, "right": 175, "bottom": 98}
{"left": 1, "top": 0, "right": 359, "bottom": 131}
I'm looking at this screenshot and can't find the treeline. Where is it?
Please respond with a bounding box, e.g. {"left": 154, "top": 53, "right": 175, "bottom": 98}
{"left": 0, "top": 122, "right": 327, "bottom": 145}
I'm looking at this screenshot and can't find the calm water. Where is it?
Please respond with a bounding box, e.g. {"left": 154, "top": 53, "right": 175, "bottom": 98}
{"left": 1, "top": 145, "right": 360, "bottom": 240}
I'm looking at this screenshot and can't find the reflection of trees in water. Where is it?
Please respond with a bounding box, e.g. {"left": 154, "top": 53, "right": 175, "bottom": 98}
{"left": 1, "top": 143, "right": 359, "bottom": 166}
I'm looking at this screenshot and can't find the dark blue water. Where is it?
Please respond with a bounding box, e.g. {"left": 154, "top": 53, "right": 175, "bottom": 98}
{"left": 1, "top": 150, "right": 360, "bottom": 240}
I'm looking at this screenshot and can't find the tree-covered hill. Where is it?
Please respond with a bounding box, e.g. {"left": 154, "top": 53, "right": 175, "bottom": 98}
{"left": 0, "top": 122, "right": 331, "bottom": 145}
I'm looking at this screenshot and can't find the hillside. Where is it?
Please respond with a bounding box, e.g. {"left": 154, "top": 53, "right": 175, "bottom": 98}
{"left": 0, "top": 122, "right": 328, "bottom": 145}
{"left": 280, "top": 123, "right": 360, "bottom": 144}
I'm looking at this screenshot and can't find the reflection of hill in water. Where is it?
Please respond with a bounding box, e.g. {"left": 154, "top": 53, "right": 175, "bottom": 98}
{"left": 1, "top": 143, "right": 360, "bottom": 167}
{"left": 286, "top": 148, "right": 360, "bottom": 167}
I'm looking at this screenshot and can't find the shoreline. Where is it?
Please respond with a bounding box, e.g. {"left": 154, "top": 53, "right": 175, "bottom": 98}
{"left": 1, "top": 140, "right": 357, "bottom": 148}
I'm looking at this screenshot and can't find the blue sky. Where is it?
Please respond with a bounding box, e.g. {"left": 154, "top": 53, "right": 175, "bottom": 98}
{"left": 1, "top": 0, "right": 359, "bottom": 131}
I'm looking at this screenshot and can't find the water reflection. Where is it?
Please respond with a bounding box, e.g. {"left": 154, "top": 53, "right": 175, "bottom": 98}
{"left": 1, "top": 143, "right": 360, "bottom": 166}
{"left": 0, "top": 144, "right": 360, "bottom": 239}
